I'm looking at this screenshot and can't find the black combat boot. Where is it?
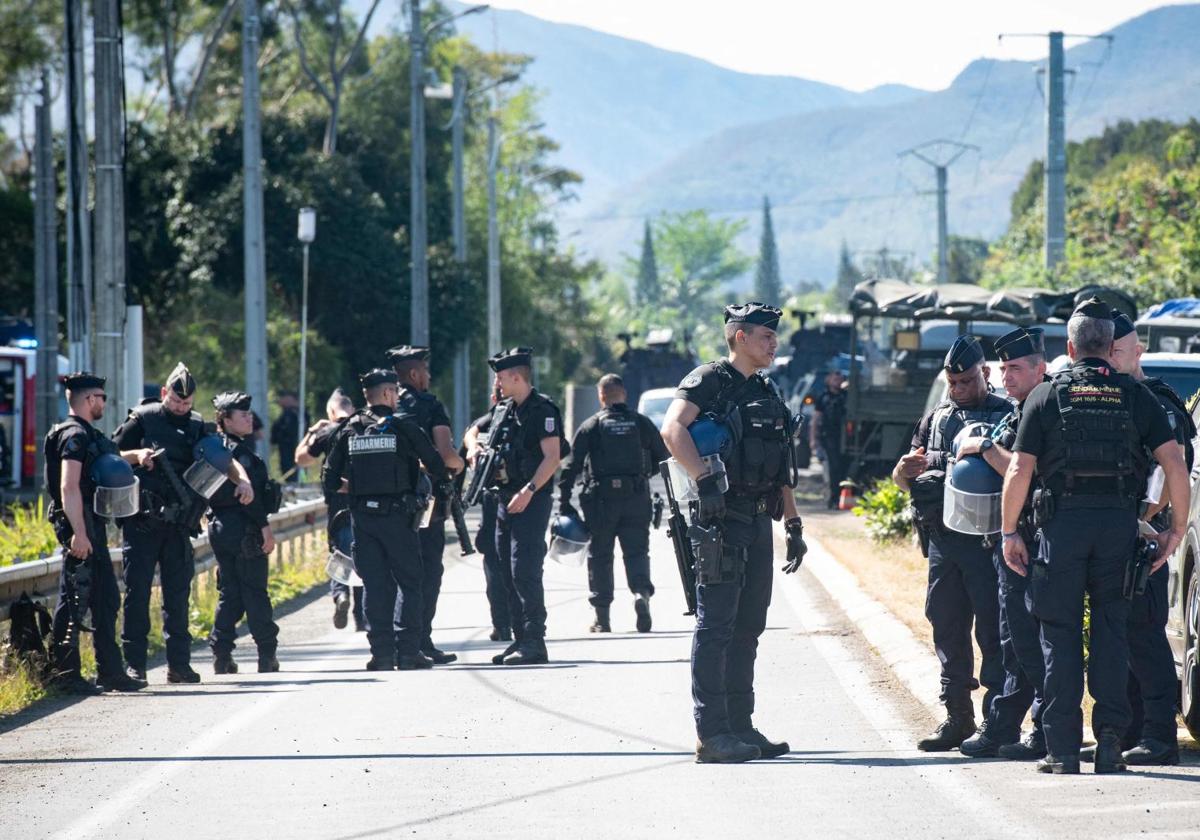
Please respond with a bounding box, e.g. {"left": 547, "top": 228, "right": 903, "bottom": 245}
{"left": 1093, "top": 728, "right": 1128, "bottom": 774}
{"left": 1036, "top": 754, "right": 1081, "bottom": 774}
{"left": 916, "top": 702, "right": 975, "bottom": 752}
{"left": 96, "top": 671, "right": 147, "bottom": 692}
{"left": 489, "top": 627, "right": 512, "bottom": 642}
{"left": 504, "top": 639, "right": 549, "bottom": 666}
{"left": 959, "top": 720, "right": 1006, "bottom": 758}
{"left": 365, "top": 656, "right": 394, "bottom": 671}
{"left": 257, "top": 649, "right": 280, "bottom": 673}
{"left": 491, "top": 640, "right": 520, "bottom": 665}
{"left": 732, "top": 728, "right": 789, "bottom": 758}
{"left": 998, "top": 730, "right": 1046, "bottom": 761}
{"left": 633, "top": 592, "right": 652, "bottom": 633}
{"left": 213, "top": 654, "right": 238, "bottom": 675}
{"left": 125, "top": 664, "right": 147, "bottom": 682}
{"left": 167, "top": 665, "right": 202, "bottom": 684}
{"left": 590, "top": 606, "right": 611, "bottom": 633}
{"left": 396, "top": 652, "right": 434, "bottom": 671}
{"left": 1122, "top": 737, "right": 1179, "bottom": 766}
{"left": 51, "top": 672, "right": 102, "bottom": 696}
{"left": 333, "top": 592, "right": 350, "bottom": 629}
{"left": 421, "top": 646, "right": 458, "bottom": 665}
{"left": 696, "top": 734, "right": 761, "bottom": 764}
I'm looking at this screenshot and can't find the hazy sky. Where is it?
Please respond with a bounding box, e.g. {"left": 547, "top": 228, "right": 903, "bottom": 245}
{"left": 469, "top": 0, "right": 1184, "bottom": 91}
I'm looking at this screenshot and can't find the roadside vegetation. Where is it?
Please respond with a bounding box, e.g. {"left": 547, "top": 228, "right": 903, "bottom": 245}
{"left": 0, "top": 498, "right": 58, "bottom": 568}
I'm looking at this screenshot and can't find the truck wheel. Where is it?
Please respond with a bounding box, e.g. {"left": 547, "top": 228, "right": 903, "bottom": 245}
{"left": 1183, "top": 570, "right": 1200, "bottom": 741}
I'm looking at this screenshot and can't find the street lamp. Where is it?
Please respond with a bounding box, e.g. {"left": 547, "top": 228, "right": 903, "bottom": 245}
{"left": 297, "top": 206, "right": 316, "bottom": 482}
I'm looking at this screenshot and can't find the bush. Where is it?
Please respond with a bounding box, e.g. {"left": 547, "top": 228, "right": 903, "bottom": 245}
{"left": 852, "top": 478, "right": 913, "bottom": 543}
{"left": 0, "top": 498, "right": 58, "bottom": 568}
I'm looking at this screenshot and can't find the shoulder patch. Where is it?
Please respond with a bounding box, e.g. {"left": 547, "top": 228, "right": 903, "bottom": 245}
{"left": 682, "top": 374, "right": 702, "bottom": 388}
{"left": 64, "top": 434, "right": 84, "bottom": 455}
{"left": 545, "top": 416, "right": 556, "bottom": 433}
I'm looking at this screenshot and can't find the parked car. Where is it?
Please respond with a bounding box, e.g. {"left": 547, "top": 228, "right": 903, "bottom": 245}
{"left": 636, "top": 387, "right": 677, "bottom": 430}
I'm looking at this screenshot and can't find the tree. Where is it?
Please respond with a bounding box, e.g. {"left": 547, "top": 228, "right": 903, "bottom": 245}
{"left": 634, "top": 219, "right": 659, "bottom": 306}
{"left": 754, "top": 195, "right": 782, "bottom": 303}
{"left": 833, "top": 241, "right": 861, "bottom": 308}
{"left": 946, "top": 236, "right": 989, "bottom": 285}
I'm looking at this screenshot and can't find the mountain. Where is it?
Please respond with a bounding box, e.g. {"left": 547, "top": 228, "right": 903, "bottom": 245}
{"left": 575, "top": 4, "right": 1200, "bottom": 283}
{"left": 448, "top": 2, "right": 926, "bottom": 204}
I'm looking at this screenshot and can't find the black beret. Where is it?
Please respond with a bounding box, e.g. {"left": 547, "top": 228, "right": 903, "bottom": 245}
{"left": 994, "top": 327, "right": 1045, "bottom": 361}
{"left": 386, "top": 345, "right": 431, "bottom": 364}
{"left": 63, "top": 371, "right": 106, "bottom": 391}
{"left": 724, "top": 302, "right": 782, "bottom": 331}
{"left": 212, "top": 390, "right": 252, "bottom": 413}
{"left": 166, "top": 362, "right": 196, "bottom": 399}
{"left": 1112, "top": 312, "right": 1136, "bottom": 340}
{"left": 944, "top": 335, "right": 984, "bottom": 373}
{"left": 488, "top": 347, "right": 534, "bottom": 373}
{"left": 1072, "top": 296, "right": 1113, "bottom": 320}
{"left": 359, "top": 368, "right": 398, "bottom": 389}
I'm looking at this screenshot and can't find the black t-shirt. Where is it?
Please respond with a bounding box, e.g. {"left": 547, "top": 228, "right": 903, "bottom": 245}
{"left": 510, "top": 391, "right": 561, "bottom": 456}
{"left": 1014, "top": 359, "right": 1173, "bottom": 459}
{"left": 398, "top": 387, "right": 452, "bottom": 439}
{"left": 674, "top": 359, "right": 745, "bottom": 411}
{"left": 44, "top": 416, "right": 96, "bottom": 508}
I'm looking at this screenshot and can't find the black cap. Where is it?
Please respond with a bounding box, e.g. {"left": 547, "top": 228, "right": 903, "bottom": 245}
{"left": 386, "top": 345, "right": 431, "bottom": 364}
{"left": 488, "top": 347, "right": 534, "bottom": 373}
{"left": 166, "top": 362, "right": 196, "bottom": 399}
{"left": 1112, "top": 312, "right": 1136, "bottom": 340}
{"left": 212, "top": 390, "right": 252, "bottom": 413}
{"left": 359, "top": 368, "right": 398, "bottom": 389}
{"left": 63, "top": 371, "right": 106, "bottom": 391}
{"left": 944, "top": 335, "right": 984, "bottom": 373}
{"left": 994, "top": 327, "right": 1045, "bottom": 361}
{"left": 723, "top": 302, "right": 782, "bottom": 331}
{"left": 1072, "top": 296, "right": 1113, "bottom": 320}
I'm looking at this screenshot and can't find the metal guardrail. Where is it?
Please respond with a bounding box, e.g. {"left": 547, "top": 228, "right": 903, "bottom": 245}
{"left": 0, "top": 496, "right": 328, "bottom": 622}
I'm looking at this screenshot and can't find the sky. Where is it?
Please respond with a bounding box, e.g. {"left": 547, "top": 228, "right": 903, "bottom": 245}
{"left": 464, "top": 0, "right": 1186, "bottom": 91}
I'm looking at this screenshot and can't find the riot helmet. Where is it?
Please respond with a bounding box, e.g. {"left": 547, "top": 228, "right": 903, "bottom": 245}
{"left": 91, "top": 453, "right": 140, "bottom": 518}
{"left": 183, "top": 434, "right": 233, "bottom": 498}
{"left": 547, "top": 512, "right": 590, "bottom": 566}
{"left": 324, "top": 509, "right": 362, "bottom": 586}
{"left": 943, "top": 423, "right": 1002, "bottom": 535}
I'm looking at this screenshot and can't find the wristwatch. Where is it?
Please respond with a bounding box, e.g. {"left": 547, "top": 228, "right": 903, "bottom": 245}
{"left": 525, "top": 481, "right": 537, "bottom": 493}
{"left": 980, "top": 438, "right": 994, "bottom": 453}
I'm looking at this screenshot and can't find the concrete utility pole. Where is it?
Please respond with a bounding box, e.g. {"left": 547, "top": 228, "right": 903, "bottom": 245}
{"left": 242, "top": 0, "right": 269, "bottom": 456}
{"left": 64, "top": 0, "right": 91, "bottom": 371}
{"left": 486, "top": 116, "right": 501, "bottom": 380}
{"left": 1045, "top": 31, "right": 1066, "bottom": 270}
{"left": 450, "top": 66, "right": 470, "bottom": 432}
{"left": 93, "top": 0, "right": 126, "bottom": 431}
{"left": 409, "top": 0, "right": 429, "bottom": 347}
{"left": 34, "top": 71, "right": 59, "bottom": 488}
{"left": 898, "top": 140, "right": 977, "bottom": 284}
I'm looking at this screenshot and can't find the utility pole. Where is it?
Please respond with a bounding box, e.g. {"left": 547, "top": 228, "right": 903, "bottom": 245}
{"left": 486, "top": 116, "right": 501, "bottom": 396}
{"left": 409, "top": 0, "right": 429, "bottom": 346}
{"left": 34, "top": 70, "right": 58, "bottom": 489}
{"left": 449, "top": 66, "right": 470, "bottom": 432}
{"left": 93, "top": 0, "right": 126, "bottom": 431}
{"left": 64, "top": 0, "right": 91, "bottom": 371}
{"left": 242, "top": 0, "right": 269, "bottom": 456}
{"left": 898, "top": 140, "right": 977, "bottom": 284}
{"left": 1045, "top": 31, "right": 1066, "bottom": 270}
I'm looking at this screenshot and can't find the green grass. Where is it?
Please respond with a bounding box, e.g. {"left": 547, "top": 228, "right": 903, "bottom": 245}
{"left": 0, "top": 498, "right": 59, "bottom": 568}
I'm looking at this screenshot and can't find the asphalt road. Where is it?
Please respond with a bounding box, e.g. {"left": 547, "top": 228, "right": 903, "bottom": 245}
{"left": 2, "top": 524, "right": 1199, "bottom": 839}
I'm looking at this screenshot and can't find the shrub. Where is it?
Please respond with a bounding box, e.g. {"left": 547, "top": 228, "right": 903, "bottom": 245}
{"left": 852, "top": 478, "right": 913, "bottom": 543}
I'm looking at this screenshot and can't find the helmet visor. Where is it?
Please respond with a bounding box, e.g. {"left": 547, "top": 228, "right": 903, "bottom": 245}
{"left": 183, "top": 459, "right": 228, "bottom": 499}
{"left": 325, "top": 547, "right": 362, "bottom": 586}
{"left": 93, "top": 478, "right": 140, "bottom": 519}
{"left": 942, "top": 482, "right": 1001, "bottom": 535}
{"left": 547, "top": 534, "right": 589, "bottom": 567}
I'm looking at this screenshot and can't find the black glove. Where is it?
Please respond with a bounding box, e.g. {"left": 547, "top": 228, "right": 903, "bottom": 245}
{"left": 559, "top": 500, "right": 579, "bottom": 521}
{"left": 782, "top": 516, "right": 807, "bottom": 574}
{"left": 696, "top": 473, "right": 726, "bottom": 523}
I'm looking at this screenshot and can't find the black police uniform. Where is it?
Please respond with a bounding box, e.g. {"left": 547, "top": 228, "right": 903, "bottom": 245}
{"left": 325, "top": 386, "right": 449, "bottom": 668}
{"left": 1014, "top": 355, "right": 1172, "bottom": 763}
{"left": 44, "top": 411, "right": 125, "bottom": 687}
{"left": 208, "top": 396, "right": 280, "bottom": 669}
{"left": 467, "top": 410, "right": 511, "bottom": 639}
{"left": 112, "top": 366, "right": 209, "bottom": 679}
{"left": 675, "top": 354, "right": 795, "bottom": 742}
{"left": 558, "top": 401, "right": 669, "bottom": 626}
{"left": 813, "top": 383, "right": 847, "bottom": 509}
{"left": 908, "top": 337, "right": 1010, "bottom": 748}
{"left": 311, "top": 416, "right": 364, "bottom": 628}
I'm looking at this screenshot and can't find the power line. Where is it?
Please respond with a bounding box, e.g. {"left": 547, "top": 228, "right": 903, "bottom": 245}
{"left": 958, "top": 57, "right": 994, "bottom": 142}
{"left": 567, "top": 191, "right": 924, "bottom": 225}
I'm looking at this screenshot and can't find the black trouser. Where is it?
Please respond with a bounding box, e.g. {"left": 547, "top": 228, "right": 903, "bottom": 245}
{"left": 820, "top": 440, "right": 846, "bottom": 507}
{"left": 328, "top": 520, "right": 364, "bottom": 623}
{"left": 208, "top": 518, "right": 279, "bottom": 657}
{"left": 1030, "top": 508, "right": 1134, "bottom": 757}
{"left": 418, "top": 520, "right": 446, "bottom": 649}
{"left": 925, "top": 528, "right": 1004, "bottom": 715}
{"left": 1126, "top": 564, "right": 1177, "bottom": 746}
{"left": 478, "top": 491, "right": 511, "bottom": 633}
{"left": 988, "top": 537, "right": 1045, "bottom": 743}
{"left": 52, "top": 515, "right": 124, "bottom": 680}
{"left": 495, "top": 487, "right": 553, "bottom": 641}
{"left": 121, "top": 516, "right": 194, "bottom": 671}
{"left": 352, "top": 500, "right": 423, "bottom": 660}
{"left": 691, "top": 511, "right": 773, "bottom": 739}
{"left": 581, "top": 488, "right": 655, "bottom": 608}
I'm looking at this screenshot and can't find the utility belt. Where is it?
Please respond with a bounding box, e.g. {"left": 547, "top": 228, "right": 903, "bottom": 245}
{"left": 725, "top": 491, "right": 774, "bottom": 520}
{"left": 1033, "top": 483, "right": 1138, "bottom": 524}
{"left": 352, "top": 492, "right": 426, "bottom": 529}
{"left": 584, "top": 474, "right": 647, "bottom": 499}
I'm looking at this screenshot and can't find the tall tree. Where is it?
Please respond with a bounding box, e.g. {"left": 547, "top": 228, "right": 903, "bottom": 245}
{"left": 833, "top": 240, "right": 861, "bottom": 308}
{"left": 635, "top": 219, "right": 660, "bottom": 306}
{"left": 754, "top": 195, "right": 782, "bottom": 303}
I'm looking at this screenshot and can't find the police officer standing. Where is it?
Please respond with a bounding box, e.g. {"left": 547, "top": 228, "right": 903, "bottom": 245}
{"left": 811, "top": 368, "right": 847, "bottom": 509}
{"left": 45, "top": 373, "right": 154, "bottom": 694}
{"left": 1101, "top": 312, "right": 1194, "bottom": 766}
{"left": 1001, "top": 297, "right": 1189, "bottom": 774}
{"left": 463, "top": 380, "right": 512, "bottom": 641}
{"left": 113, "top": 363, "right": 254, "bottom": 684}
{"left": 485, "top": 348, "right": 563, "bottom": 667}
{"left": 662, "top": 303, "right": 805, "bottom": 764}
{"left": 955, "top": 327, "right": 1049, "bottom": 759}
{"left": 208, "top": 391, "right": 281, "bottom": 674}
{"left": 388, "top": 345, "right": 466, "bottom": 665}
{"left": 893, "top": 336, "right": 1010, "bottom": 752}
{"left": 558, "top": 373, "right": 668, "bottom": 633}
{"left": 325, "top": 369, "right": 451, "bottom": 671}
{"left": 297, "top": 388, "right": 364, "bottom": 631}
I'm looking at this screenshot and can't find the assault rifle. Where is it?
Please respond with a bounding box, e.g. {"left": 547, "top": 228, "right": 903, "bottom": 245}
{"left": 463, "top": 400, "right": 514, "bottom": 507}
{"left": 659, "top": 461, "right": 698, "bottom": 615}
{"left": 447, "top": 490, "right": 475, "bottom": 556}
{"left": 150, "top": 448, "right": 209, "bottom": 535}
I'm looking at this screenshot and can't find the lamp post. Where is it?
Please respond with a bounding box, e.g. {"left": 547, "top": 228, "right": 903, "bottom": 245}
{"left": 297, "top": 207, "right": 316, "bottom": 482}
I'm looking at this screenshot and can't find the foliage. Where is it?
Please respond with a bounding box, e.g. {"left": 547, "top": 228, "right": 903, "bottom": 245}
{"left": 754, "top": 196, "right": 782, "bottom": 304}
{"left": 832, "top": 241, "right": 861, "bottom": 310}
{"left": 635, "top": 219, "right": 660, "bottom": 307}
{"left": 0, "top": 498, "right": 58, "bottom": 568}
{"left": 852, "top": 478, "right": 913, "bottom": 543}
{"left": 946, "top": 236, "right": 989, "bottom": 285}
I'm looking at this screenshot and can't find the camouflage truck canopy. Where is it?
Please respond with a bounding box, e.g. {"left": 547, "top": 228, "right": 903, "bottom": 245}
{"left": 848, "top": 280, "right": 1137, "bottom": 324}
